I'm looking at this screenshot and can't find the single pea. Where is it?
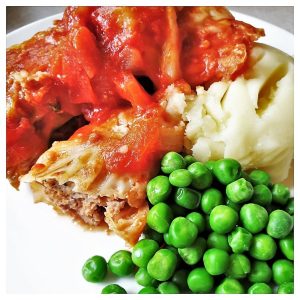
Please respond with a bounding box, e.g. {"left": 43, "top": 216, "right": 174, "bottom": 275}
{"left": 279, "top": 233, "right": 294, "bottom": 260}
{"left": 272, "top": 183, "right": 290, "bottom": 205}
{"left": 277, "top": 282, "right": 294, "bottom": 294}
{"left": 174, "top": 187, "right": 201, "bottom": 209}
{"left": 226, "top": 254, "right": 251, "bottom": 279}
{"left": 82, "top": 255, "right": 107, "bottom": 283}
{"left": 285, "top": 197, "right": 294, "bottom": 215}
{"left": 252, "top": 184, "right": 272, "bottom": 206}
{"left": 147, "top": 249, "right": 177, "bottom": 281}
{"left": 248, "top": 283, "right": 272, "bottom": 294}
{"left": 249, "top": 261, "right": 272, "bottom": 283}
{"left": 226, "top": 178, "right": 254, "bottom": 203}
{"left": 169, "top": 169, "right": 192, "bottom": 188}
{"left": 215, "top": 278, "right": 244, "bottom": 294}
{"left": 201, "top": 188, "right": 223, "bottom": 214}
{"left": 207, "top": 232, "right": 230, "bottom": 252}
{"left": 267, "top": 209, "right": 293, "bottom": 239}
{"left": 178, "top": 237, "right": 206, "bottom": 265}
{"left": 213, "top": 158, "right": 242, "bottom": 185}
{"left": 135, "top": 268, "right": 157, "bottom": 287}
{"left": 187, "top": 267, "right": 214, "bottom": 293}
{"left": 226, "top": 198, "right": 242, "bottom": 212}
{"left": 249, "top": 169, "right": 271, "bottom": 186}
{"left": 250, "top": 234, "right": 277, "bottom": 261}
{"left": 203, "top": 248, "right": 230, "bottom": 275}
{"left": 138, "top": 287, "right": 159, "bottom": 294}
{"left": 187, "top": 162, "right": 213, "bottom": 190}
{"left": 147, "top": 202, "right": 173, "bottom": 233}
{"left": 146, "top": 175, "right": 172, "bottom": 205}
{"left": 240, "top": 203, "right": 268, "bottom": 234}
{"left": 172, "top": 269, "right": 189, "bottom": 291}
{"left": 169, "top": 203, "right": 188, "bottom": 217}
{"left": 157, "top": 282, "right": 180, "bottom": 294}
{"left": 161, "top": 152, "right": 186, "bottom": 174}
{"left": 228, "top": 226, "right": 253, "bottom": 253}
{"left": 272, "top": 259, "right": 294, "bottom": 285}
{"left": 168, "top": 217, "right": 198, "bottom": 248}
{"left": 132, "top": 239, "right": 159, "bottom": 268}
{"left": 204, "top": 160, "right": 215, "bottom": 172}
{"left": 108, "top": 250, "right": 134, "bottom": 277}
{"left": 209, "top": 205, "right": 238, "bottom": 234}
{"left": 184, "top": 154, "right": 197, "bottom": 166}
{"left": 143, "top": 226, "right": 164, "bottom": 244}
{"left": 186, "top": 212, "right": 205, "bottom": 233}
{"left": 101, "top": 284, "right": 127, "bottom": 294}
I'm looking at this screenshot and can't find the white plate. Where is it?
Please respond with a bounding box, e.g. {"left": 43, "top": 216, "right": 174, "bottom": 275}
{"left": 6, "top": 11, "right": 293, "bottom": 293}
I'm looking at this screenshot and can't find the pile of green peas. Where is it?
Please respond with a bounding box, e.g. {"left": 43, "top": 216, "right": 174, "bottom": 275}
{"left": 81, "top": 152, "right": 294, "bottom": 294}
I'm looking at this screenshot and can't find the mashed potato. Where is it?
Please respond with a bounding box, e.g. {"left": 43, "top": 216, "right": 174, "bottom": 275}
{"left": 165, "top": 43, "right": 294, "bottom": 182}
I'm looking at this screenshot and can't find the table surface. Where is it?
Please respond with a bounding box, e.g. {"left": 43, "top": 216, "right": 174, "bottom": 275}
{"left": 6, "top": 6, "right": 293, "bottom": 34}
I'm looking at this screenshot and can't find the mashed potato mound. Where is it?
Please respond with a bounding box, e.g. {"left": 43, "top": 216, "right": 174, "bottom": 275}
{"left": 167, "top": 43, "right": 293, "bottom": 182}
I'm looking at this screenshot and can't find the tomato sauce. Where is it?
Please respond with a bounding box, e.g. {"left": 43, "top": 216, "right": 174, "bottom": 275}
{"left": 6, "top": 6, "right": 264, "bottom": 186}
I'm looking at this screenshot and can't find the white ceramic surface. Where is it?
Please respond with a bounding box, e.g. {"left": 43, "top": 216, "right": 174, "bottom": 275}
{"left": 6, "top": 12, "right": 293, "bottom": 293}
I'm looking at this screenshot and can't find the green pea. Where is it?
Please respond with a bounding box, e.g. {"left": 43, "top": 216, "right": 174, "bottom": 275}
{"left": 169, "top": 169, "right": 192, "bottom": 187}
{"left": 212, "top": 158, "right": 242, "bottom": 185}
{"left": 228, "top": 226, "right": 253, "bottom": 253}
{"left": 161, "top": 152, "right": 186, "bottom": 174}
{"left": 226, "top": 178, "right": 254, "bottom": 203}
{"left": 135, "top": 268, "right": 157, "bottom": 287}
{"left": 184, "top": 154, "right": 197, "bottom": 166}
{"left": 249, "top": 169, "right": 271, "bottom": 186}
{"left": 215, "top": 278, "right": 244, "bottom": 294}
{"left": 250, "top": 234, "right": 277, "bottom": 261}
{"left": 174, "top": 187, "right": 201, "bottom": 209}
{"left": 248, "top": 283, "right": 272, "bottom": 294}
{"left": 108, "top": 250, "right": 134, "bottom": 277}
{"left": 146, "top": 175, "right": 172, "bottom": 205}
{"left": 147, "top": 203, "right": 173, "bottom": 233}
{"left": 272, "top": 183, "right": 290, "bottom": 205}
{"left": 204, "top": 160, "right": 215, "bottom": 172}
{"left": 267, "top": 209, "right": 293, "bottom": 239}
{"left": 143, "top": 226, "right": 164, "bottom": 244}
{"left": 168, "top": 217, "right": 198, "bottom": 248}
{"left": 277, "top": 282, "right": 294, "bottom": 294}
{"left": 172, "top": 269, "right": 189, "bottom": 291}
{"left": 203, "top": 248, "right": 230, "bottom": 275}
{"left": 186, "top": 212, "right": 205, "bottom": 233}
{"left": 272, "top": 259, "right": 294, "bottom": 285}
{"left": 285, "top": 197, "right": 294, "bottom": 215}
{"left": 252, "top": 184, "right": 272, "bottom": 206}
{"left": 187, "top": 267, "right": 214, "bottom": 293}
{"left": 279, "top": 233, "right": 294, "bottom": 260}
{"left": 132, "top": 239, "right": 159, "bottom": 268}
{"left": 82, "top": 255, "right": 107, "bottom": 283}
{"left": 240, "top": 203, "right": 268, "bottom": 234}
{"left": 147, "top": 249, "right": 177, "bottom": 281}
{"left": 187, "top": 162, "right": 213, "bottom": 190}
{"left": 209, "top": 205, "right": 238, "bottom": 234}
{"left": 157, "top": 282, "right": 180, "bottom": 294}
{"left": 201, "top": 188, "right": 223, "bottom": 214}
{"left": 178, "top": 237, "right": 206, "bottom": 265}
{"left": 138, "top": 287, "right": 159, "bottom": 294}
{"left": 226, "top": 253, "right": 251, "bottom": 279}
{"left": 101, "top": 284, "right": 127, "bottom": 294}
{"left": 249, "top": 261, "right": 272, "bottom": 283}
{"left": 207, "top": 232, "right": 230, "bottom": 252}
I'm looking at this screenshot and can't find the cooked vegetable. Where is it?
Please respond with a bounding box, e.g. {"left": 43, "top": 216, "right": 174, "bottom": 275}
{"left": 82, "top": 256, "right": 107, "bottom": 283}
{"left": 248, "top": 283, "right": 272, "bottom": 294}
{"left": 108, "top": 250, "right": 134, "bottom": 277}
{"left": 101, "top": 284, "right": 127, "bottom": 294}
{"left": 187, "top": 267, "right": 214, "bottom": 293}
